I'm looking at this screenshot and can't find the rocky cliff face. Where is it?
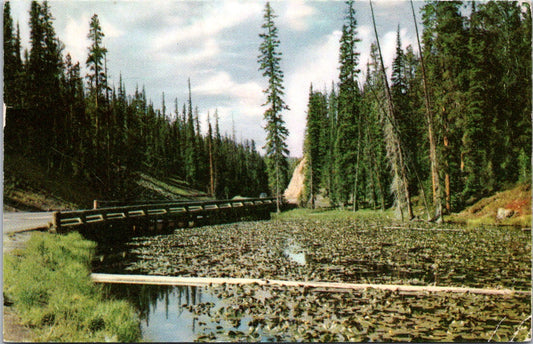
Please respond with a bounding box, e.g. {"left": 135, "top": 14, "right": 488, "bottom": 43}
{"left": 283, "top": 157, "right": 305, "bottom": 204}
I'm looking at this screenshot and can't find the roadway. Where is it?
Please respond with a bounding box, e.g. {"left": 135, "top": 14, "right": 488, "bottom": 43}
{"left": 3, "top": 212, "right": 53, "bottom": 253}
{"left": 3, "top": 211, "right": 53, "bottom": 233}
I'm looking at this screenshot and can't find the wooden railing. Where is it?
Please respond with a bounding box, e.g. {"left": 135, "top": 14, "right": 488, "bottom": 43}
{"left": 52, "top": 198, "right": 278, "bottom": 235}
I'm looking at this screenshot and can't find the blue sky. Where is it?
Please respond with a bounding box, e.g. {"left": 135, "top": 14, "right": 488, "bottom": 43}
{"left": 9, "top": 0, "right": 425, "bottom": 157}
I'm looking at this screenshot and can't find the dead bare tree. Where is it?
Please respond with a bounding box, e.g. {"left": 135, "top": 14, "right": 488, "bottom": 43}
{"left": 369, "top": 0, "right": 413, "bottom": 221}
{"left": 409, "top": 0, "right": 443, "bottom": 223}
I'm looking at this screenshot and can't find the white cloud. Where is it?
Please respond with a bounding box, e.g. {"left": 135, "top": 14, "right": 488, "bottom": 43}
{"left": 195, "top": 72, "right": 262, "bottom": 103}
{"left": 194, "top": 72, "right": 267, "bottom": 151}
{"left": 285, "top": 30, "right": 342, "bottom": 157}
{"left": 63, "top": 14, "right": 91, "bottom": 67}
{"left": 152, "top": 1, "right": 262, "bottom": 53}
{"left": 60, "top": 12, "right": 125, "bottom": 77}
{"left": 283, "top": 0, "right": 317, "bottom": 31}
{"left": 358, "top": 25, "right": 415, "bottom": 80}
{"left": 99, "top": 15, "right": 125, "bottom": 39}
{"left": 168, "top": 38, "right": 221, "bottom": 64}
{"left": 381, "top": 30, "right": 398, "bottom": 75}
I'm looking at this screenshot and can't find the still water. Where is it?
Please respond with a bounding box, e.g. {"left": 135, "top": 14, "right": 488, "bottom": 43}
{"left": 104, "top": 283, "right": 272, "bottom": 342}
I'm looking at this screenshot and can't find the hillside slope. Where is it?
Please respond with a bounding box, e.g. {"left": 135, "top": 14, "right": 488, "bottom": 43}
{"left": 448, "top": 183, "right": 531, "bottom": 227}
{"left": 3, "top": 154, "right": 209, "bottom": 211}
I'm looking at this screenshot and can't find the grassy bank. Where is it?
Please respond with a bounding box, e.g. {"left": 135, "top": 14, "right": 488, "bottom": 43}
{"left": 273, "top": 207, "right": 396, "bottom": 221}
{"left": 3, "top": 232, "right": 141, "bottom": 342}
{"left": 447, "top": 183, "right": 531, "bottom": 227}
{"left": 278, "top": 182, "right": 531, "bottom": 228}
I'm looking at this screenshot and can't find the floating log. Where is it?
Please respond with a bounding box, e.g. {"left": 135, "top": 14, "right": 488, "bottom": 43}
{"left": 91, "top": 273, "right": 529, "bottom": 296}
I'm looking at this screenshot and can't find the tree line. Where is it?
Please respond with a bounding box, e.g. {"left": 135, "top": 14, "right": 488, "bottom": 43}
{"left": 3, "top": 1, "right": 269, "bottom": 200}
{"left": 302, "top": 0, "right": 531, "bottom": 220}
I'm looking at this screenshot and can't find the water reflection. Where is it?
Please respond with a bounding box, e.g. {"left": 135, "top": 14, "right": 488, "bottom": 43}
{"left": 104, "top": 283, "right": 258, "bottom": 342}
{"left": 283, "top": 240, "right": 307, "bottom": 265}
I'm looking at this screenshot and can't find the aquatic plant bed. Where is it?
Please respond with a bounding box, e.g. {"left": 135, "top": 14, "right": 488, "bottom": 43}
{"left": 102, "top": 282, "right": 530, "bottom": 342}
{"left": 194, "top": 283, "right": 530, "bottom": 342}
{"left": 94, "top": 216, "right": 531, "bottom": 342}
{"left": 108, "top": 218, "right": 531, "bottom": 291}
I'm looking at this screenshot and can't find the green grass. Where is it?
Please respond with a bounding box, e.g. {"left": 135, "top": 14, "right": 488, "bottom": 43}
{"left": 447, "top": 183, "right": 532, "bottom": 228}
{"left": 447, "top": 213, "right": 532, "bottom": 228}
{"left": 274, "top": 207, "right": 396, "bottom": 221}
{"left": 136, "top": 173, "right": 211, "bottom": 200}
{"left": 3, "top": 232, "right": 141, "bottom": 342}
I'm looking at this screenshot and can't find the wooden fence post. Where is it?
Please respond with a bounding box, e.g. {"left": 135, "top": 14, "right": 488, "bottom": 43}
{"left": 53, "top": 211, "right": 61, "bottom": 233}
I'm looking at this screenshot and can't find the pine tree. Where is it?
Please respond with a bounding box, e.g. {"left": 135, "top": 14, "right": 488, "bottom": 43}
{"left": 302, "top": 85, "right": 328, "bottom": 208}
{"left": 460, "top": 2, "right": 491, "bottom": 203}
{"left": 257, "top": 1, "right": 289, "bottom": 212}
{"left": 86, "top": 14, "right": 108, "bottom": 108}
{"left": 207, "top": 113, "right": 215, "bottom": 197}
{"left": 391, "top": 26, "right": 429, "bottom": 217}
{"left": 322, "top": 85, "right": 337, "bottom": 200}
{"left": 27, "top": 1, "right": 64, "bottom": 168}
{"left": 476, "top": 1, "right": 532, "bottom": 186}
{"left": 184, "top": 78, "right": 197, "bottom": 185}
{"left": 363, "top": 44, "right": 394, "bottom": 211}
{"left": 85, "top": 13, "right": 112, "bottom": 190}
{"left": 422, "top": 1, "right": 468, "bottom": 212}
{"left": 3, "top": 2, "right": 26, "bottom": 154}
{"left": 61, "top": 53, "right": 87, "bottom": 175}
{"left": 334, "top": 0, "right": 362, "bottom": 209}
{"left": 4, "top": 1, "right": 21, "bottom": 107}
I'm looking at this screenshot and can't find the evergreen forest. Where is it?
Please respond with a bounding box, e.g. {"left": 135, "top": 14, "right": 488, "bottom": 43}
{"left": 301, "top": 0, "right": 531, "bottom": 221}
{"left": 3, "top": 1, "right": 269, "bottom": 201}
{"left": 3, "top": 0, "right": 531, "bottom": 217}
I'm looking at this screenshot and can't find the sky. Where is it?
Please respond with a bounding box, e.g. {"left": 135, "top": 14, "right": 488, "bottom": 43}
{"left": 9, "top": 0, "right": 426, "bottom": 158}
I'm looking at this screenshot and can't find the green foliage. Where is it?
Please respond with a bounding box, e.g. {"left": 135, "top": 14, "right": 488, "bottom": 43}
{"left": 3, "top": 1, "right": 23, "bottom": 107}
{"left": 333, "top": 0, "right": 363, "bottom": 207}
{"left": 302, "top": 85, "right": 329, "bottom": 208}
{"left": 258, "top": 2, "right": 290, "bottom": 204}
{"left": 3, "top": 232, "right": 141, "bottom": 342}
{"left": 298, "top": 0, "right": 530, "bottom": 217}
{"left": 361, "top": 51, "right": 392, "bottom": 211}
{"left": 273, "top": 207, "right": 395, "bottom": 221}
{"left": 4, "top": 0, "right": 531, "bottom": 214}
{"left": 418, "top": 0, "right": 532, "bottom": 211}
{"left": 4, "top": 2, "right": 269, "bottom": 202}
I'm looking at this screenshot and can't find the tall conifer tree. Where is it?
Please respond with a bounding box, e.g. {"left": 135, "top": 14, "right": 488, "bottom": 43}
{"left": 334, "top": 0, "right": 362, "bottom": 208}
{"left": 302, "top": 85, "right": 328, "bottom": 208}
{"left": 27, "top": 1, "right": 63, "bottom": 167}
{"left": 257, "top": 2, "right": 289, "bottom": 212}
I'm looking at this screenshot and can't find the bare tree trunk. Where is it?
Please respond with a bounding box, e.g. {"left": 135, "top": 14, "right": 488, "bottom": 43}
{"left": 370, "top": 0, "right": 413, "bottom": 220}
{"left": 276, "top": 161, "right": 280, "bottom": 213}
{"left": 309, "top": 157, "right": 315, "bottom": 209}
{"left": 353, "top": 120, "right": 362, "bottom": 212}
{"left": 208, "top": 135, "right": 215, "bottom": 197}
{"left": 443, "top": 116, "right": 451, "bottom": 213}
{"left": 410, "top": 0, "right": 443, "bottom": 222}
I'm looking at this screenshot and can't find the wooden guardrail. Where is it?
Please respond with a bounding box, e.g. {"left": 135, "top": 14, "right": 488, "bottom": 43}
{"left": 52, "top": 198, "right": 278, "bottom": 238}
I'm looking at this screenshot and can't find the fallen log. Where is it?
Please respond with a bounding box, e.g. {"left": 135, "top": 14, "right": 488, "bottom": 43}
{"left": 91, "top": 273, "right": 529, "bottom": 296}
